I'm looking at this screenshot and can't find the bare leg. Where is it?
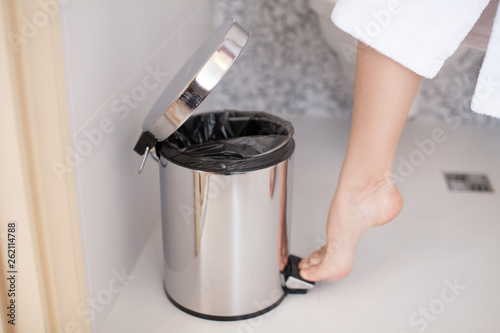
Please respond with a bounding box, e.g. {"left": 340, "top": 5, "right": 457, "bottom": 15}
{"left": 299, "top": 43, "right": 422, "bottom": 281}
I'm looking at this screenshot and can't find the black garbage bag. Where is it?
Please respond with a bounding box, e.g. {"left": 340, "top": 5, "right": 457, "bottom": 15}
{"left": 156, "top": 110, "right": 295, "bottom": 173}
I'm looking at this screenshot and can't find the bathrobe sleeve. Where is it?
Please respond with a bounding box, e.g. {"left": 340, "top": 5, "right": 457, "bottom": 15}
{"left": 331, "top": 0, "right": 500, "bottom": 118}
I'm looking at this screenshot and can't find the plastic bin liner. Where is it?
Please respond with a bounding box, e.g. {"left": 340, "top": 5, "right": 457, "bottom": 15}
{"left": 156, "top": 110, "right": 295, "bottom": 173}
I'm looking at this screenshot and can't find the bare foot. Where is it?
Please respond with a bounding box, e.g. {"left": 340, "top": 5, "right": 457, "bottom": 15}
{"left": 299, "top": 173, "right": 403, "bottom": 281}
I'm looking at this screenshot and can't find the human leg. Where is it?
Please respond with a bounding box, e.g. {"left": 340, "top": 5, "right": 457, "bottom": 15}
{"left": 299, "top": 43, "right": 422, "bottom": 281}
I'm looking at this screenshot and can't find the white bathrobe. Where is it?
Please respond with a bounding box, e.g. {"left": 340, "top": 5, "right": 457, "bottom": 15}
{"left": 331, "top": 0, "right": 500, "bottom": 118}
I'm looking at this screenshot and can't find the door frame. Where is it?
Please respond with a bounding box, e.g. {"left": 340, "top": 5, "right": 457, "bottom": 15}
{"left": 0, "top": 1, "right": 90, "bottom": 332}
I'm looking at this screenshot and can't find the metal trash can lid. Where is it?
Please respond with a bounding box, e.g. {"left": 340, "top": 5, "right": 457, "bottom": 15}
{"left": 141, "top": 19, "right": 249, "bottom": 142}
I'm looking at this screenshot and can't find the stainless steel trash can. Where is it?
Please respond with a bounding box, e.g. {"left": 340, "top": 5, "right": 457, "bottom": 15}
{"left": 134, "top": 20, "right": 313, "bottom": 321}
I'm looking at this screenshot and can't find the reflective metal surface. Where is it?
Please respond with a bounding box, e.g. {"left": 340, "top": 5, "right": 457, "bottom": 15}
{"left": 159, "top": 156, "right": 293, "bottom": 318}
{"left": 142, "top": 20, "right": 249, "bottom": 141}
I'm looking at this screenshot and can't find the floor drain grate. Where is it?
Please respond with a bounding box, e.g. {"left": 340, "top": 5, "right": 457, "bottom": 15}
{"left": 444, "top": 173, "right": 494, "bottom": 193}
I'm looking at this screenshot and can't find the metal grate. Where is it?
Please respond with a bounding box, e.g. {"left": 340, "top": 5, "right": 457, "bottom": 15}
{"left": 444, "top": 173, "right": 494, "bottom": 193}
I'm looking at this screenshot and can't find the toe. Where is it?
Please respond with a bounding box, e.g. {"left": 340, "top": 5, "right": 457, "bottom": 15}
{"left": 300, "top": 256, "right": 353, "bottom": 282}
{"left": 308, "top": 247, "right": 326, "bottom": 265}
{"left": 308, "top": 254, "right": 322, "bottom": 266}
{"left": 300, "top": 247, "right": 327, "bottom": 270}
{"left": 299, "top": 256, "right": 314, "bottom": 269}
{"left": 300, "top": 264, "right": 328, "bottom": 282}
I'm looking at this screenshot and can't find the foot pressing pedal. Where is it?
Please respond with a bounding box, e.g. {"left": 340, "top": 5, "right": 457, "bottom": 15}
{"left": 283, "top": 254, "right": 315, "bottom": 294}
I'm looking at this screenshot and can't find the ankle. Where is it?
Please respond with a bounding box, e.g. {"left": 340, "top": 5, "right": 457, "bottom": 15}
{"left": 332, "top": 169, "right": 403, "bottom": 228}
{"left": 337, "top": 169, "right": 394, "bottom": 194}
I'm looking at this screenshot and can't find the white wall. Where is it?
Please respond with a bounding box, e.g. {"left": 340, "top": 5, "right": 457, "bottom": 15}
{"left": 59, "top": 1, "right": 215, "bottom": 331}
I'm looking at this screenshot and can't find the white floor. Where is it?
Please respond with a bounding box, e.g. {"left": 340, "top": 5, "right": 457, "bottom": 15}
{"left": 103, "top": 115, "right": 500, "bottom": 333}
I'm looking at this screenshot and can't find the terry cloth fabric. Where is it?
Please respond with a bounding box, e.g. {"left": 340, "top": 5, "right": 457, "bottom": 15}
{"left": 331, "top": 0, "right": 500, "bottom": 118}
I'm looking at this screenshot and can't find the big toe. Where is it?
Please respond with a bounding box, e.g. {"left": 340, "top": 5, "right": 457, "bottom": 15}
{"left": 300, "top": 247, "right": 326, "bottom": 268}
{"left": 300, "top": 263, "right": 329, "bottom": 282}
{"left": 300, "top": 258, "right": 352, "bottom": 282}
{"left": 299, "top": 254, "right": 319, "bottom": 270}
